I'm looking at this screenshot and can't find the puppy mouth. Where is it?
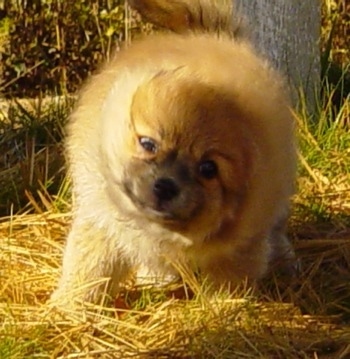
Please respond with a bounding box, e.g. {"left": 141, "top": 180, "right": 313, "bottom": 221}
{"left": 141, "top": 206, "right": 179, "bottom": 222}
{"left": 133, "top": 195, "right": 180, "bottom": 222}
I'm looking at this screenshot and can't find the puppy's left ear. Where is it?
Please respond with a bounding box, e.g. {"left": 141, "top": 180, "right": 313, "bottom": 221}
{"left": 127, "top": 0, "right": 192, "bottom": 33}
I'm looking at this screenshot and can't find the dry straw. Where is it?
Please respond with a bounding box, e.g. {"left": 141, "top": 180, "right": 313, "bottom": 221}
{"left": 0, "top": 203, "right": 349, "bottom": 357}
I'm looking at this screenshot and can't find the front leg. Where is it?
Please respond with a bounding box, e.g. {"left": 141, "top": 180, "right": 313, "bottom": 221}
{"left": 200, "top": 236, "right": 271, "bottom": 288}
{"left": 51, "top": 220, "right": 131, "bottom": 307}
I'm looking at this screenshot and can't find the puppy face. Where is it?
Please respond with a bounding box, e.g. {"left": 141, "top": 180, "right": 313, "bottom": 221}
{"left": 105, "top": 70, "right": 255, "bottom": 237}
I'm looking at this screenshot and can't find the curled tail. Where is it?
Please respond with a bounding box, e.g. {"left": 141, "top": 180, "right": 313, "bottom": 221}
{"left": 128, "top": 0, "right": 244, "bottom": 37}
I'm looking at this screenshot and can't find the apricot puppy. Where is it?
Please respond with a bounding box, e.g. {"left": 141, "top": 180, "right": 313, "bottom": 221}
{"left": 51, "top": 0, "right": 296, "bottom": 306}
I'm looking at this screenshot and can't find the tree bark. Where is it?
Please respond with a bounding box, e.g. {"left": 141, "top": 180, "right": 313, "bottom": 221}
{"left": 235, "top": 0, "right": 321, "bottom": 112}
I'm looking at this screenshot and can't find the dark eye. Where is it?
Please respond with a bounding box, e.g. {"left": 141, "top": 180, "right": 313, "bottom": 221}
{"left": 139, "top": 137, "right": 158, "bottom": 153}
{"left": 198, "top": 160, "right": 218, "bottom": 180}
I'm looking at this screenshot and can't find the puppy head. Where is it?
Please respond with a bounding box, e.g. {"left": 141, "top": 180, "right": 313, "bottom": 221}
{"left": 106, "top": 69, "right": 255, "bottom": 237}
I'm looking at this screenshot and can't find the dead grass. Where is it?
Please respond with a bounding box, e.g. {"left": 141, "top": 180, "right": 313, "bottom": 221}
{"left": 0, "top": 207, "right": 349, "bottom": 358}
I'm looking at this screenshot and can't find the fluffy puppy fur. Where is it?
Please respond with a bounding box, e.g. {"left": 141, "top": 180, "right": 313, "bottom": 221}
{"left": 51, "top": 0, "right": 297, "bottom": 306}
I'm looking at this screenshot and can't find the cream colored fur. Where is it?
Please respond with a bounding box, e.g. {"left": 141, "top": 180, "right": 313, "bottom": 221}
{"left": 51, "top": 0, "right": 296, "bottom": 306}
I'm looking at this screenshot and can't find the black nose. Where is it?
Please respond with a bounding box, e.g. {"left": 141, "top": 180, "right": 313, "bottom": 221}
{"left": 153, "top": 178, "right": 180, "bottom": 202}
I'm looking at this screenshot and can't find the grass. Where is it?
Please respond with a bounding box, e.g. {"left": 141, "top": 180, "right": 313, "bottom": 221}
{"left": 0, "top": 0, "right": 350, "bottom": 358}
{"left": 0, "top": 96, "right": 73, "bottom": 215}
{"left": 0, "top": 206, "right": 349, "bottom": 357}
{"left": 295, "top": 102, "right": 350, "bottom": 228}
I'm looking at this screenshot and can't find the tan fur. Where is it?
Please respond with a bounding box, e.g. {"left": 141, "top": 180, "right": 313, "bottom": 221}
{"left": 128, "top": 0, "right": 243, "bottom": 36}
{"left": 51, "top": 0, "right": 296, "bottom": 306}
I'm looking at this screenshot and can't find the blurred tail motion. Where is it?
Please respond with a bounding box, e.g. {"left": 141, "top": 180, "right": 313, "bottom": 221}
{"left": 128, "top": 0, "right": 244, "bottom": 37}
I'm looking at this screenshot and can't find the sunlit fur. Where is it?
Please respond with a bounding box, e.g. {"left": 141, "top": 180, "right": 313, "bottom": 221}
{"left": 51, "top": 0, "right": 296, "bottom": 306}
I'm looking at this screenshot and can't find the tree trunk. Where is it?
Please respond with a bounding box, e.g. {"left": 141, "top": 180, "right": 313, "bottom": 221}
{"left": 235, "top": 0, "right": 321, "bottom": 112}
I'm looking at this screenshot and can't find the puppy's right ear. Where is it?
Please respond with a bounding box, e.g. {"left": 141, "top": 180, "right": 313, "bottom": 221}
{"left": 128, "top": 0, "right": 192, "bottom": 33}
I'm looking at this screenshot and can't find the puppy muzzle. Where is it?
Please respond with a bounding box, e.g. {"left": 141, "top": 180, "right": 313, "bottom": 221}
{"left": 122, "top": 159, "right": 204, "bottom": 223}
